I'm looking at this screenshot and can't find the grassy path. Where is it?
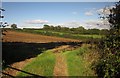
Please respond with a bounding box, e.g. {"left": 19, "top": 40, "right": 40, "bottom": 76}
{"left": 3, "top": 30, "right": 99, "bottom": 77}
{"left": 4, "top": 44, "right": 98, "bottom": 77}
{"left": 53, "top": 53, "right": 68, "bottom": 76}
{"left": 51, "top": 45, "right": 74, "bottom": 76}
{"left": 18, "top": 51, "right": 56, "bottom": 76}
{"left": 63, "top": 44, "right": 99, "bottom": 76}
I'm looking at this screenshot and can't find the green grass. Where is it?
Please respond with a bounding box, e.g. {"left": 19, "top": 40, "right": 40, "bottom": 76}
{"left": 18, "top": 44, "right": 98, "bottom": 76}
{"left": 34, "top": 30, "right": 103, "bottom": 39}
{"left": 63, "top": 44, "right": 96, "bottom": 76}
{"left": 12, "top": 29, "right": 104, "bottom": 41}
{"left": 75, "top": 34, "right": 103, "bottom": 39}
{"left": 18, "top": 50, "right": 56, "bottom": 76}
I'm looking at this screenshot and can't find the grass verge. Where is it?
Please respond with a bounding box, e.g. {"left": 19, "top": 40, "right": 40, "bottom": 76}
{"left": 18, "top": 50, "right": 56, "bottom": 76}
{"left": 18, "top": 44, "right": 99, "bottom": 76}
{"left": 63, "top": 44, "right": 98, "bottom": 76}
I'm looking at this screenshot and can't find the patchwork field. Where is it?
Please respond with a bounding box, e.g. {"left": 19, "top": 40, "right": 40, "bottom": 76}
{"left": 2, "top": 30, "right": 99, "bottom": 77}
{"left": 3, "top": 30, "right": 80, "bottom": 43}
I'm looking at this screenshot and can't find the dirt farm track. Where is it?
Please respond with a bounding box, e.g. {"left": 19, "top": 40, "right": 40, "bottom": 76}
{"left": 2, "top": 30, "right": 81, "bottom": 76}
{"left": 3, "top": 30, "right": 80, "bottom": 43}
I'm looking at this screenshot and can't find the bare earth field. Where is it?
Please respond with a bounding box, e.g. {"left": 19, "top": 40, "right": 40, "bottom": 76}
{"left": 2, "top": 30, "right": 81, "bottom": 77}
{"left": 3, "top": 30, "right": 80, "bottom": 43}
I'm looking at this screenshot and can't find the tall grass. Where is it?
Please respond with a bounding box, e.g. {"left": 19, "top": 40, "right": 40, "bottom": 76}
{"left": 18, "top": 44, "right": 99, "bottom": 76}
{"left": 18, "top": 50, "right": 56, "bottom": 76}
{"left": 63, "top": 44, "right": 97, "bottom": 76}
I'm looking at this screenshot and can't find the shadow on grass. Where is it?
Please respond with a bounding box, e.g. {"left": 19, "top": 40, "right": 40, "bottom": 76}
{"left": 2, "top": 41, "right": 83, "bottom": 66}
{"left": 2, "top": 65, "right": 46, "bottom": 78}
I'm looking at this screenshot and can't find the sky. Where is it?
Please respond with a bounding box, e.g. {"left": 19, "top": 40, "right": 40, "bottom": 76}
{"left": 2, "top": 0, "right": 119, "bottom": 2}
{"left": 2, "top": 2, "right": 116, "bottom": 29}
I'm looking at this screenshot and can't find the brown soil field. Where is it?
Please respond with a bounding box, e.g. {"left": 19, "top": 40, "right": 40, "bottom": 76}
{"left": 3, "top": 30, "right": 80, "bottom": 43}
{"left": 2, "top": 30, "right": 81, "bottom": 77}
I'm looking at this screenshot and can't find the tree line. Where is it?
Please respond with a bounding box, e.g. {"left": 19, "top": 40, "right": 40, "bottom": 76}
{"left": 43, "top": 24, "right": 109, "bottom": 35}
{"left": 9, "top": 23, "right": 109, "bottom": 35}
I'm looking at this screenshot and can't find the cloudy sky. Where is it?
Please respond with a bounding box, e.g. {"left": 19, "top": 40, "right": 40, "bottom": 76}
{"left": 2, "top": 2, "right": 115, "bottom": 29}
{"left": 2, "top": 0, "right": 118, "bottom": 2}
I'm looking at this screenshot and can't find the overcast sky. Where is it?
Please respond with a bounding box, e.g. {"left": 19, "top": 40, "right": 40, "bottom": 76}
{"left": 2, "top": 2, "right": 115, "bottom": 29}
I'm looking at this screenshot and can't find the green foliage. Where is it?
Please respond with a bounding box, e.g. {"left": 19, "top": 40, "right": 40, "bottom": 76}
{"left": 93, "top": 1, "right": 120, "bottom": 78}
{"left": 42, "top": 24, "right": 109, "bottom": 35}
{"left": 11, "top": 24, "right": 17, "bottom": 29}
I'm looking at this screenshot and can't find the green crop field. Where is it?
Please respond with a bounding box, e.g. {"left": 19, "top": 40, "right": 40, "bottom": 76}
{"left": 11, "top": 29, "right": 104, "bottom": 41}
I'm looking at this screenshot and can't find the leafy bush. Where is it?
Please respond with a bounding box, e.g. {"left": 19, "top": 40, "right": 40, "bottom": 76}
{"left": 93, "top": 1, "right": 120, "bottom": 78}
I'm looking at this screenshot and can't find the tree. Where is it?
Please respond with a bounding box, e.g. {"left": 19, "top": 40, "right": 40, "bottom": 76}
{"left": 43, "top": 24, "right": 50, "bottom": 30}
{"left": 11, "top": 24, "right": 17, "bottom": 29}
{"left": 94, "top": 1, "right": 120, "bottom": 78}
{"left": 0, "top": 8, "right": 8, "bottom": 36}
{"left": 75, "top": 26, "right": 85, "bottom": 34}
{"left": 100, "top": 29, "right": 109, "bottom": 35}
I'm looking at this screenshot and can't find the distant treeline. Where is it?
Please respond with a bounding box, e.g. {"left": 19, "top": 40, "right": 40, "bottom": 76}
{"left": 7, "top": 24, "right": 109, "bottom": 35}
{"left": 6, "top": 25, "right": 109, "bottom": 40}
{"left": 41, "top": 25, "right": 109, "bottom": 35}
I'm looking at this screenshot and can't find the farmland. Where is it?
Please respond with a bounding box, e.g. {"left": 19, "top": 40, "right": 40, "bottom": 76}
{"left": 3, "top": 30, "right": 80, "bottom": 43}
{"left": 2, "top": 2, "right": 119, "bottom": 77}
{"left": 10, "top": 28, "right": 104, "bottom": 41}
{"left": 2, "top": 30, "right": 99, "bottom": 77}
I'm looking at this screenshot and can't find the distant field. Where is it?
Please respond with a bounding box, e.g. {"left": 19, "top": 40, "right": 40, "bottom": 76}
{"left": 3, "top": 30, "right": 80, "bottom": 43}
{"left": 12, "top": 29, "right": 104, "bottom": 41}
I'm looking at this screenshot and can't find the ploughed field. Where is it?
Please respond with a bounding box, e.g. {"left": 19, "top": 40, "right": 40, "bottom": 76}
{"left": 3, "top": 30, "right": 80, "bottom": 43}
{"left": 2, "top": 30, "right": 98, "bottom": 77}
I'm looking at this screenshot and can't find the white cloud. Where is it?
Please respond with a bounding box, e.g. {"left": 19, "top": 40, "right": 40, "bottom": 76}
{"left": 46, "top": 21, "right": 82, "bottom": 28}
{"left": 84, "top": 19, "right": 110, "bottom": 29}
{"left": 72, "top": 12, "right": 78, "bottom": 15}
{"left": 25, "top": 19, "right": 49, "bottom": 24}
{"left": 18, "top": 23, "right": 44, "bottom": 29}
{"left": 47, "top": 23, "right": 63, "bottom": 26}
{"left": 40, "top": 20, "right": 110, "bottom": 29}
{"left": 62, "top": 21, "right": 83, "bottom": 28}
{"left": 20, "top": 19, "right": 110, "bottom": 29}
{"left": 85, "top": 11, "right": 93, "bottom": 16}
{"left": 97, "top": 8, "right": 110, "bottom": 15}
{"left": 96, "top": 5, "right": 115, "bottom": 15}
